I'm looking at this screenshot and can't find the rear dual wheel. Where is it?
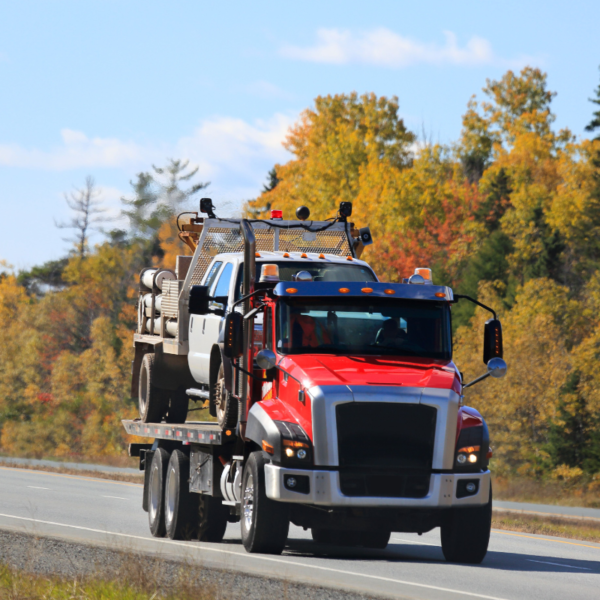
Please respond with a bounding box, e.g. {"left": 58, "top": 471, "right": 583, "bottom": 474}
{"left": 311, "top": 529, "right": 390, "bottom": 549}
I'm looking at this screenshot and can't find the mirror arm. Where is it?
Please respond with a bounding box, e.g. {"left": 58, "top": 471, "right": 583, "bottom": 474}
{"left": 453, "top": 295, "right": 497, "bottom": 320}
{"left": 232, "top": 360, "right": 266, "bottom": 382}
{"left": 463, "top": 372, "right": 491, "bottom": 389}
{"left": 230, "top": 289, "right": 265, "bottom": 312}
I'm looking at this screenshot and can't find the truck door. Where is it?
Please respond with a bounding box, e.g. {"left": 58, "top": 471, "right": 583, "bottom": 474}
{"left": 188, "top": 262, "right": 233, "bottom": 384}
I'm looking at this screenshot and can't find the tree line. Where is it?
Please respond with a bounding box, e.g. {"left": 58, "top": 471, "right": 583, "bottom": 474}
{"left": 1, "top": 67, "right": 599, "bottom": 487}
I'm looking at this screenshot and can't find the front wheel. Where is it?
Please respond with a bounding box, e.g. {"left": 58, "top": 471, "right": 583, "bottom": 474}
{"left": 441, "top": 484, "right": 492, "bottom": 563}
{"left": 241, "top": 451, "right": 289, "bottom": 554}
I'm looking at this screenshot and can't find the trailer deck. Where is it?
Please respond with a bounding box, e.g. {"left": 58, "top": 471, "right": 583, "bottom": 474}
{"left": 122, "top": 419, "right": 233, "bottom": 445}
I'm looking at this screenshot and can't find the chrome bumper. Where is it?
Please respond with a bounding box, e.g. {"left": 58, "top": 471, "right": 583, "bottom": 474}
{"left": 264, "top": 465, "right": 491, "bottom": 508}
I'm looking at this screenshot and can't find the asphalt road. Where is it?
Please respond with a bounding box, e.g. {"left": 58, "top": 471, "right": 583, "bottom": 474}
{"left": 0, "top": 466, "right": 599, "bottom": 600}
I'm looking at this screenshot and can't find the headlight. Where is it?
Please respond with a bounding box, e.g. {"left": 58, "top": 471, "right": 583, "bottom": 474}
{"left": 262, "top": 420, "right": 313, "bottom": 467}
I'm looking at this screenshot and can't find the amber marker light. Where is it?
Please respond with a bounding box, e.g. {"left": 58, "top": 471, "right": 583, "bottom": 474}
{"left": 283, "top": 252, "right": 290, "bottom": 258}
{"left": 255, "top": 252, "right": 261, "bottom": 257}
{"left": 435, "top": 292, "right": 446, "bottom": 298}
{"left": 361, "top": 287, "right": 373, "bottom": 293}
{"left": 339, "top": 287, "right": 350, "bottom": 293}
{"left": 384, "top": 289, "right": 395, "bottom": 295}
{"left": 225, "top": 430, "right": 232, "bottom": 436}
{"left": 286, "top": 288, "right": 298, "bottom": 294}
{"left": 346, "top": 256, "right": 353, "bottom": 261}
{"left": 319, "top": 253, "right": 325, "bottom": 259}
{"left": 262, "top": 440, "right": 274, "bottom": 454}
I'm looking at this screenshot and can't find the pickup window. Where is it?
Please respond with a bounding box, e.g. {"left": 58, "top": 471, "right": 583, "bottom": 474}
{"left": 234, "top": 262, "right": 377, "bottom": 301}
{"left": 276, "top": 297, "right": 452, "bottom": 360}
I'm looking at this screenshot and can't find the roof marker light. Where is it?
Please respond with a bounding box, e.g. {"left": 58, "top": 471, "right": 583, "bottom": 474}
{"left": 286, "top": 288, "right": 298, "bottom": 294}
{"left": 339, "top": 288, "right": 350, "bottom": 293}
{"left": 435, "top": 292, "right": 446, "bottom": 298}
{"left": 283, "top": 252, "right": 290, "bottom": 258}
{"left": 346, "top": 256, "right": 353, "bottom": 261}
{"left": 260, "top": 264, "right": 280, "bottom": 283}
{"left": 384, "top": 289, "right": 395, "bottom": 295}
{"left": 319, "top": 253, "right": 325, "bottom": 259}
{"left": 301, "top": 253, "right": 308, "bottom": 258}
{"left": 361, "top": 287, "right": 373, "bottom": 293}
{"left": 255, "top": 252, "right": 261, "bottom": 257}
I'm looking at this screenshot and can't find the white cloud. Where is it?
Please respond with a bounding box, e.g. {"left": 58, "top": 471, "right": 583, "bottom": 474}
{"left": 281, "top": 28, "right": 514, "bottom": 68}
{"left": 0, "top": 129, "right": 145, "bottom": 170}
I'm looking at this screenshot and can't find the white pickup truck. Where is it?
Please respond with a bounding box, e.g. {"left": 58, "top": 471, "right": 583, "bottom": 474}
{"left": 131, "top": 206, "right": 376, "bottom": 427}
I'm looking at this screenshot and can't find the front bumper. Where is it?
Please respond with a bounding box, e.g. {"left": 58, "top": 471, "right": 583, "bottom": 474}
{"left": 264, "top": 465, "right": 491, "bottom": 508}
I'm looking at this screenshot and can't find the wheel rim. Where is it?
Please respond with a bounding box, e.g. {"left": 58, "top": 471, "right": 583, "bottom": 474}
{"left": 149, "top": 464, "right": 160, "bottom": 522}
{"left": 215, "top": 375, "right": 227, "bottom": 421}
{"left": 243, "top": 472, "right": 254, "bottom": 531}
{"left": 139, "top": 366, "right": 148, "bottom": 416}
{"left": 165, "top": 465, "right": 176, "bottom": 526}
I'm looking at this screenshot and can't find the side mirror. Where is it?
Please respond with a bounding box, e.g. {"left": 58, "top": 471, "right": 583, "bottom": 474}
{"left": 483, "top": 319, "right": 503, "bottom": 364}
{"left": 487, "top": 357, "right": 507, "bottom": 379}
{"left": 256, "top": 348, "right": 277, "bottom": 370}
{"left": 189, "top": 285, "right": 210, "bottom": 315}
{"left": 223, "top": 312, "right": 244, "bottom": 359}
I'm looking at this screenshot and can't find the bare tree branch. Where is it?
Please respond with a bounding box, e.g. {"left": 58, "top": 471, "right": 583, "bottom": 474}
{"left": 55, "top": 176, "right": 109, "bottom": 258}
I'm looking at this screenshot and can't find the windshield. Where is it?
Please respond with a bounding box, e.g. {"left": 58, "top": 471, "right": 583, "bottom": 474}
{"left": 276, "top": 297, "right": 452, "bottom": 360}
{"left": 235, "top": 261, "right": 376, "bottom": 300}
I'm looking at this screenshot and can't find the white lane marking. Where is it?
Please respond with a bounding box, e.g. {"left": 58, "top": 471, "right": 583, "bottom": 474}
{"left": 391, "top": 536, "right": 439, "bottom": 547}
{"left": 0, "top": 512, "right": 511, "bottom": 600}
{"left": 102, "top": 496, "right": 128, "bottom": 500}
{"left": 526, "top": 559, "right": 591, "bottom": 570}
{"left": 27, "top": 486, "right": 49, "bottom": 490}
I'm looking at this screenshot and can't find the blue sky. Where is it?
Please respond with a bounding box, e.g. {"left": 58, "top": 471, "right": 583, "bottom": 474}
{"left": 1, "top": 0, "right": 599, "bottom": 269}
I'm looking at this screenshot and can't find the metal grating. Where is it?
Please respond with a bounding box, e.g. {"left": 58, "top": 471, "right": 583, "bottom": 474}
{"left": 161, "top": 280, "right": 182, "bottom": 318}
{"left": 188, "top": 220, "right": 353, "bottom": 287}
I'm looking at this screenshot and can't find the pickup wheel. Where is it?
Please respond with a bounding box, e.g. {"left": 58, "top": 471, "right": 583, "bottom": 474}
{"left": 241, "top": 451, "right": 289, "bottom": 554}
{"left": 164, "top": 390, "right": 189, "bottom": 424}
{"left": 139, "top": 354, "right": 166, "bottom": 423}
{"left": 148, "top": 447, "right": 170, "bottom": 537}
{"left": 441, "top": 484, "right": 492, "bottom": 563}
{"left": 215, "top": 364, "right": 238, "bottom": 430}
{"left": 197, "top": 494, "right": 229, "bottom": 542}
{"left": 165, "top": 450, "right": 199, "bottom": 540}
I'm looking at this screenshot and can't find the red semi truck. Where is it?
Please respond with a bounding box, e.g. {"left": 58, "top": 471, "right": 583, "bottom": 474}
{"left": 124, "top": 201, "right": 507, "bottom": 563}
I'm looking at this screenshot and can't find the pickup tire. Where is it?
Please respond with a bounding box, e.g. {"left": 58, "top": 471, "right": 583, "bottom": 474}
{"left": 197, "top": 494, "right": 229, "bottom": 542}
{"left": 241, "top": 451, "right": 289, "bottom": 554}
{"left": 139, "top": 354, "right": 166, "bottom": 423}
{"left": 165, "top": 450, "right": 199, "bottom": 540}
{"left": 148, "top": 447, "right": 170, "bottom": 537}
{"left": 441, "top": 484, "right": 492, "bottom": 563}
{"left": 215, "top": 363, "right": 238, "bottom": 430}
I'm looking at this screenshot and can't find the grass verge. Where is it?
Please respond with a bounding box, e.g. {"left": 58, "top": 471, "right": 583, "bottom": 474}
{"left": 492, "top": 510, "right": 600, "bottom": 544}
{"left": 0, "top": 461, "right": 143, "bottom": 484}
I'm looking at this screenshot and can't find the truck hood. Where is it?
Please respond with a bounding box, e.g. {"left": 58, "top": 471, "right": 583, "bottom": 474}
{"left": 278, "top": 354, "right": 459, "bottom": 391}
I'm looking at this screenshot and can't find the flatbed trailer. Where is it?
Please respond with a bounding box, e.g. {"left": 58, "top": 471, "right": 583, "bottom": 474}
{"left": 123, "top": 419, "right": 230, "bottom": 446}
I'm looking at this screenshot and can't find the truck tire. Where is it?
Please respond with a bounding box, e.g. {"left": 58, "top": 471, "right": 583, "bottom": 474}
{"left": 215, "top": 363, "right": 238, "bottom": 430}
{"left": 241, "top": 451, "right": 289, "bottom": 554}
{"left": 197, "top": 494, "right": 229, "bottom": 542}
{"left": 139, "top": 354, "right": 166, "bottom": 423}
{"left": 164, "top": 390, "right": 189, "bottom": 424}
{"left": 441, "top": 484, "right": 492, "bottom": 563}
{"left": 148, "top": 447, "right": 170, "bottom": 537}
{"left": 165, "top": 450, "right": 199, "bottom": 540}
{"left": 361, "top": 530, "right": 391, "bottom": 549}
